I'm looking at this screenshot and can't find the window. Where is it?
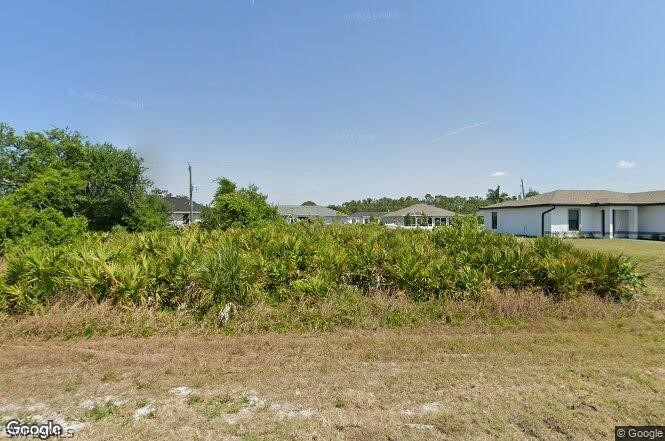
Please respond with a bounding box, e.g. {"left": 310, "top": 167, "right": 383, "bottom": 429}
{"left": 491, "top": 212, "right": 498, "bottom": 229}
{"left": 568, "top": 209, "right": 580, "bottom": 231}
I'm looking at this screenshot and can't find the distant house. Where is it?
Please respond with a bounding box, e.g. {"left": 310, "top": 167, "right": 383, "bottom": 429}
{"left": 381, "top": 203, "right": 457, "bottom": 228}
{"left": 478, "top": 189, "right": 665, "bottom": 239}
{"left": 277, "top": 205, "right": 347, "bottom": 224}
{"left": 347, "top": 212, "right": 387, "bottom": 225}
{"left": 164, "top": 195, "right": 206, "bottom": 226}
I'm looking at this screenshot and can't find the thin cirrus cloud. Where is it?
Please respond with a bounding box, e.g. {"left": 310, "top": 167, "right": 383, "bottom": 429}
{"left": 491, "top": 171, "right": 510, "bottom": 178}
{"left": 428, "top": 121, "right": 488, "bottom": 144}
{"left": 627, "top": 115, "right": 665, "bottom": 125}
{"left": 537, "top": 128, "right": 597, "bottom": 143}
{"left": 615, "top": 160, "right": 636, "bottom": 169}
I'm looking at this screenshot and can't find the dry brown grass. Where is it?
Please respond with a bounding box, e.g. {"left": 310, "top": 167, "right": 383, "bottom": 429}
{"left": 0, "top": 289, "right": 629, "bottom": 340}
{"left": 1, "top": 319, "right": 663, "bottom": 440}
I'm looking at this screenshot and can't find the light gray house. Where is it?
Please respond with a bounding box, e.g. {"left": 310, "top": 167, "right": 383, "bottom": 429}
{"left": 381, "top": 203, "right": 457, "bottom": 228}
{"left": 277, "top": 205, "right": 347, "bottom": 224}
{"left": 479, "top": 189, "right": 665, "bottom": 239}
{"left": 165, "top": 195, "right": 206, "bottom": 226}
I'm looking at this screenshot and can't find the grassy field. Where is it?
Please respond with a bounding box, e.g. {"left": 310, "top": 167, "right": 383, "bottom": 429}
{"left": 567, "top": 238, "right": 665, "bottom": 300}
{"left": 0, "top": 238, "right": 663, "bottom": 440}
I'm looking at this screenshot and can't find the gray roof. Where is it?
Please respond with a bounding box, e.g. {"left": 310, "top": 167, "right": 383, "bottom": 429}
{"left": 482, "top": 189, "right": 665, "bottom": 209}
{"left": 277, "top": 205, "right": 345, "bottom": 217}
{"left": 165, "top": 195, "right": 206, "bottom": 212}
{"left": 350, "top": 211, "right": 388, "bottom": 218}
{"left": 383, "top": 203, "right": 457, "bottom": 218}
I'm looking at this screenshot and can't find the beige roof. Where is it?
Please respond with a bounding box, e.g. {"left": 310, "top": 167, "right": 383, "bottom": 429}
{"left": 482, "top": 189, "right": 665, "bottom": 209}
{"left": 383, "top": 203, "right": 457, "bottom": 218}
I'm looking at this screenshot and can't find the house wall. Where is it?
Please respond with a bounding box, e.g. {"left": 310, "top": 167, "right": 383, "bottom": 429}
{"left": 550, "top": 206, "right": 604, "bottom": 237}
{"left": 324, "top": 216, "right": 348, "bottom": 224}
{"left": 638, "top": 206, "right": 665, "bottom": 239}
{"left": 169, "top": 211, "right": 201, "bottom": 225}
{"left": 480, "top": 207, "right": 548, "bottom": 236}
{"left": 483, "top": 205, "right": 650, "bottom": 238}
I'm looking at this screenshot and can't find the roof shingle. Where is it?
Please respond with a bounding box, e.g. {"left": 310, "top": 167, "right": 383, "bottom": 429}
{"left": 481, "top": 189, "right": 665, "bottom": 209}
{"left": 383, "top": 203, "right": 457, "bottom": 217}
{"left": 165, "top": 195, "right": 206, "bottom": 212}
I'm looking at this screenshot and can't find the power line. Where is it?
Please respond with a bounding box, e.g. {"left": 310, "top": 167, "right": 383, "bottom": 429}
{"left": 143, "top": 159, "right": 316, "bottom": 173}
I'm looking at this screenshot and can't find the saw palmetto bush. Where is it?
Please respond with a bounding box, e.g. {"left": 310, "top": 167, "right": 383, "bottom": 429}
{"left": 0, "top": 217, "right": 645, "bottom": 313}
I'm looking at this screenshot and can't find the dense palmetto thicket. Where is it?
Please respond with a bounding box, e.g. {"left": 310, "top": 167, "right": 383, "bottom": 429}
{"left": 0, "top": 218, "right": 645, "bottom": 314}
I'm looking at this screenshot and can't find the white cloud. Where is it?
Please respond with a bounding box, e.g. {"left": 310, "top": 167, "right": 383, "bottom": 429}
{"left": 428, "top": 121, "right": 488, "bottom": 144}
{"left": 491, "top": 171, "right": 510, "bottom": 178}
{"left": 615, "top": 160, "right": 636, "bottom": 169}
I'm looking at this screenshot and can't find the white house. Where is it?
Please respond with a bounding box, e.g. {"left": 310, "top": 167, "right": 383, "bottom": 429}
{"left": 479, "top": 189, "right": 665, "bottom": 239}
{"left": 347, "top": 212, "right": 387, "bottom": 224}
{"left": 381, "top": 203, "right": 457, "bottom": 229}
{"left": 277, "top": 205, "right": 347, "bottom": 224}
{"left": 165, "top": 195, "right": 206, "bottom": 226}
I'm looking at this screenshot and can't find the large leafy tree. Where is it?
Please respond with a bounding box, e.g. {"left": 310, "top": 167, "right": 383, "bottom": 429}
{"left": 200, "top": 177, "right": 280, "bottom": 230}
{"left": 0, "top": 123, "right": 168, "bottom": 247}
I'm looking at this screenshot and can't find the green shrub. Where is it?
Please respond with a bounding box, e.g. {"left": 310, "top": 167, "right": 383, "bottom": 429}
{"left": 193, "top": 242, "right": 256, "bottom": 309}
{"left": 0, "top": 219, "right": 646, "bottom": 313}
{"left": 0, "top": 203, "right": 88, "bottom": 251}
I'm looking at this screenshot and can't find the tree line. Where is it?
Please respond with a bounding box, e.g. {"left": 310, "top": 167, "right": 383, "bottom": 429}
{"left": 325, "top": 186, "right": 539, "bottom": 215}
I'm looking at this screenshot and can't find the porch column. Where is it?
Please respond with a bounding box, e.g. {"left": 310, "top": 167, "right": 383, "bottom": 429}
{"left": 629, "top": 208, "right": 639, "bottom": 239}
{"left": 604, "top": 209, "right": 614, "bottom": 239}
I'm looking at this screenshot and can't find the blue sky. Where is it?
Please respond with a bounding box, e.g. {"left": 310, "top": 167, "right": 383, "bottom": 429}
{"left": 2, "top": 0, "right": 664, "bottom": 204}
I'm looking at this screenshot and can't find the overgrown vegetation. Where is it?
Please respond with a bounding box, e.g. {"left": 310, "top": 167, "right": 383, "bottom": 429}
{"left": 199, "top": 177, "right": 279, "bottom": 230}
{"left": 0, "top": 218, "right": 645, "bottom": 315}
{"left": 0, "top": 123, "right": 169, "bottom": 249}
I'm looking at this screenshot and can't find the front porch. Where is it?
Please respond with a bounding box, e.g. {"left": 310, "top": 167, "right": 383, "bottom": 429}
{"left": 600, "top": 207, "right": 638, "bottom": 239}
{"left": 404, "top": 214, "right": 453, "bottom": 228}
{"left": 547, "top": 205, "right": 639, "bottom": 238}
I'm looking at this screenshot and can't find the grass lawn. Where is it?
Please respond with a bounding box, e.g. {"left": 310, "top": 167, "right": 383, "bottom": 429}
{"left": 0, "top": 239, "right": 662, "bottom": 440}
{"left": 568, "top": 238, "right": 665, "bottom": 300}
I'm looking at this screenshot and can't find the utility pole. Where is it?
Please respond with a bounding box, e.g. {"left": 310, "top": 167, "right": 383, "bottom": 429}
{"left": 188, "top": 162, "right": 193, "bottom": 225}
{"left": 520, "top": 178, "right": 526, "bottom": 198}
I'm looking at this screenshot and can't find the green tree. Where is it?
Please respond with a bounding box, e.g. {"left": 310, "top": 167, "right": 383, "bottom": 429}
{"left": 200, "top": 178, "right": 280, "bottom": 230}
{"left": 301, "top": 200, "right": 317, "bottom": 206}
{"left": 122, "top": 193, "right": 171, "bottom": 232}
{"left": 9, "top": 168, "right": 85, "bottom": 216}
{"left": 525, "top": 188, "right": 540, "bottom": 197}
{"left": 0, "top": 201, "right": 88, "bottom": 248}
{"left": 486, "top": 186, "right": 510, "bottom": 204}
{"left": 0, "top": 123, "right": 168, "bottom": 233}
